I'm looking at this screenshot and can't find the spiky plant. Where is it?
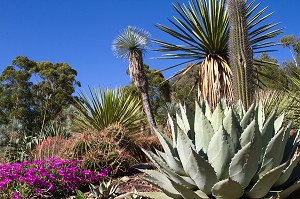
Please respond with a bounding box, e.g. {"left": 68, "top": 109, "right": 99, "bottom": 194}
{"left": 154, "top": 0, "right": 281, "bottom": 110}
{"left": 74, "top": 87, "right": 144, "bottom": 133}
{"left": 113, "top": 26, "right": 156, "bottom": 132}
{"left": 227, "top": 0, "right": 253, "bottom": 109}
{"left": 155, "top": 0, "right": 231, "bottom": 109}
{"left": 139, "top": 100, "right": 300, "bottom": 199}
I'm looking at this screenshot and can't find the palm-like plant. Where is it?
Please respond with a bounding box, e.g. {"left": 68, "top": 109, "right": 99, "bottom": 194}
{"left": 154, "top": 0, "right": 281, "bottom": 109}
{"left": 73, "top": 88, "right": 144, "bottom": 133}
{"left": 113, "top": 26, "right": 156, "bottom": 132}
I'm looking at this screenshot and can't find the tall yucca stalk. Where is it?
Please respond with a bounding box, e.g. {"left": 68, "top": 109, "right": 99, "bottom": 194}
{"left": 113, "top": 26, "right": 156, "bottom": 132}
{"left": 227, "top": 0, "right": 254, "bottom": 109}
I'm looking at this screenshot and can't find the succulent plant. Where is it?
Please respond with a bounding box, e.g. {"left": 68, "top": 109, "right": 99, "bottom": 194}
{"left": 88, "top": 180, "right": 119, "bottom": 199}
{"left": 139, "top": 100, "right": 300, "bottom": 199}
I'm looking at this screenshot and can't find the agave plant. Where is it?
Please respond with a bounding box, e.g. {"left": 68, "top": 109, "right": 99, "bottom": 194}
{"left": 140, "top": 100, "right": 300, "bottom": 199}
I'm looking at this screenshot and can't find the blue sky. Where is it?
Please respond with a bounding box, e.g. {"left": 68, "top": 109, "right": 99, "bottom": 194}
{"left": 0, "top": 0, "right": 298, "bottom": 92}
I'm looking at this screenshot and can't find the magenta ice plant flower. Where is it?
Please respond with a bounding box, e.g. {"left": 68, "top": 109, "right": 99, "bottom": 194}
{"left": 0, "top": 158, "right": 108, "bottom": 198}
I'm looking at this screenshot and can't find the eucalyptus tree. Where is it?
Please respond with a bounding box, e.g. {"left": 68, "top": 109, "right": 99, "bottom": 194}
{"left": 154, "top": 0, "right": 281, "bottom": 110}
{"left": 113, "top": 26, "right": 156, "bottom": 132}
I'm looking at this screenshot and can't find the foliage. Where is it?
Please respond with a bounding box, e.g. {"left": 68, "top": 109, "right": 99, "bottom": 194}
{"left": 74, "top": 88, "right": 144, "bottom": 133}
{"left": 0, "top": 119, "right": 39, "bottom": 164}
{"left": 113, "top": 26, "right": 156, "bottom": 132}
{"left": 256, "top": 89, "right": 300, "bottom": 129}
{"left": 154, "top": 0, "right": 281, "bottom": 109}
{"left": 88, "top": 180, "right": 119, "bottom": 199}
{"left": 140, "top": 100, "right": 300, "bottom": 199}
{"left": 281, "top": 35, "right": 300, "bottom": 66}
{"left": 59, "top": 124, "right": 140, "bottom": 172}
{"left": 0, "top": 158, "right": 108, "bottom": 198}
{"left": 0, "top": 56, "right": 80, "bottom": 132}
{"left": 0, "top": 107, "right": 75, "bottom": 164}
{"left": 32, "top": 136, "right": 68, "bottom": 160}
{"left": 123, "top": 64, "right": 171, "bottom": 127}
{"left": 170, "top": 64, "right": 199, "bottom": 110}
{"left": 255, "top": 53, "right": 288, "bottom": 89}
{"left": 154, "top": 0, "right": 232, "bottom": 109}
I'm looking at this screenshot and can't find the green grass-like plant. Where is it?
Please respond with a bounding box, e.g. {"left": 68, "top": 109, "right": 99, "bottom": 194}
{"left": 74, "top": 87, "right": 145, "bottom": 134}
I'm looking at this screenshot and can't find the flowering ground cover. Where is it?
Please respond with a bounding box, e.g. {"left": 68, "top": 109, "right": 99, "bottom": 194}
{"left": 0, "top": 158, "right": 109, "bottom": 198}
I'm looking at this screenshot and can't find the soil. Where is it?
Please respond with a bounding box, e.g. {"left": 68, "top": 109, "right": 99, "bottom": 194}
{"left": 114, "top": 163, "right": 162, "bottom": 198}
{"left": 77, "top": 163, "right": 300, "bottom": 199}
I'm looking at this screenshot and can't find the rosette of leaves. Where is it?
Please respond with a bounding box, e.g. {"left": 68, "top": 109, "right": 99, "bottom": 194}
{"left": 140, "top": 100, "right": 300, "bottom": 199}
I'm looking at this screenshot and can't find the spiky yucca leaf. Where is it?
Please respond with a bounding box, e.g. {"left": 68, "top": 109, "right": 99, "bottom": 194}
{"left": 74, "top": 87, "right": 144, "bottom": 133}
{"left": 154, "top": 0, "right": 281, "bottom": 110}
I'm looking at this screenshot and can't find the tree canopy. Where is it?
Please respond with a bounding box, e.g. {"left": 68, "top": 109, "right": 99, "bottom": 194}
{"left": 0, "top": 56, "right": 80, "bottom": 132}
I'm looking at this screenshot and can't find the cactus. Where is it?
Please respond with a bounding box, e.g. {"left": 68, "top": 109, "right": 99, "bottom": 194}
{"left": 139, "top": 100, "right": 300, "bottom": 199}
{"left": 227, "top": 0, "right": 254, "bottom": 109}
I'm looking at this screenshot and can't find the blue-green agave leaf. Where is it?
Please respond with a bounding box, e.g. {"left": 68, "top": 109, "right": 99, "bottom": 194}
{"left": 138, "top": 192, "right": 174, "bottom": 199}
{"left": 201, "top": 100, "right": 212, "bottom": 121}
{"left": 194, "top": 101, "right": 215, "bottom": 153}
{"left": 278, "top": 180, "right": 300, "bottom": 199}
{"left": 282, "top": 130, "right": 299, "bottom": 163}
{"left": 142, "top": 149, "right": 195, "bottom": 189}
{"left": 261, "top": 107, "right": 277, "bottom": 149}
{"left": 211, "top": 178, "right": 244, "bottom": 199}
{"left": 170, "top": 180, "right": 206, "bottom": 199}
{"left": 176, "top": 112, "right": 186, "bottom": 134}
{"left": 207, "top": 125, "right": 234, "bottom": 180}
{"left": 177, "top": 128, "right": 196, "bottom": 173}
{"left": 233, "top": 100, "right": 245, "bottom": 121}
{"left": 168, "top": 113, "right": 178, "bottom": 147}
{"left": 256, "top": 100, "right": 265, "bottom": 131}
{"left": 274, "top": 112, "right": 285, "bottom": 134}
{"left": 179, "top": 103, "right": 194, "bottom": 133}
{"left": 186, "top": 148, "right": 217, "bottom": 194}
{"left": 239, "top": 120, "right": 260, "bottom": 148}
{"left": 277, "top": 122, "right": 292, "bottom": 164}
{"left": 245, "top": 163, "right": 287, "bottom": 198}
{"left": 229, "top": 129, "right": 261, "bottom": 188}
{"left": 153, "top": 128, "right": 185, "bottom": 175}
{"left": 211, "top": 103, "right": 225, "bottom": 132}
{"left": 141, "top": 170, "right": 182, "bottom": 198}
{"left": 258, "top": 126, "right": 286, "bottom": 178}
{"left": 194, "top": 190, "right": 210, "bottom": 199}
{"left": 240, "top": 103, "right": 255, "bottom": 130}
{"left": 274, "top": 154, "right": 300, "bottom": 187}
{"left": 223, "top": 108, "right": 242, "bottom": 151}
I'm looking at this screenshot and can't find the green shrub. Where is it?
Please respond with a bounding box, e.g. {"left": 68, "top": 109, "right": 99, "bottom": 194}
{"left": 59, "top": 124, "right": 139, "bottom": 172}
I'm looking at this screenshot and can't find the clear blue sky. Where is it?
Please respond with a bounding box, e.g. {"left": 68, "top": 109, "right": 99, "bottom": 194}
{"left": 0, "top": 0, "right": 299, "bottom": 92}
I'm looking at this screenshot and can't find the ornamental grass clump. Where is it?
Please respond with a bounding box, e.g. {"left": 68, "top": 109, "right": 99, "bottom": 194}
{"left": 0, "top": 158, "right": 109, "bottom": 198}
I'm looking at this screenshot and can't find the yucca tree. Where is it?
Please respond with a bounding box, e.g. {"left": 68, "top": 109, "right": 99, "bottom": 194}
{"left": 113, "top": 26, "right": 156, "bottom": 132}
{"left": 154, "top": 0, "right": 281, "bottom": 110}
{"left": 155, "top": 0, "right": 231, "bottom": 110}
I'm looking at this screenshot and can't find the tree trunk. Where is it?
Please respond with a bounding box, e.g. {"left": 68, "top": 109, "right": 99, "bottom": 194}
{"left": 141, "top": 92, "right": 157, "bottom": 133}
{"left": 129, "top": 50, "right": 156, "bottom": 133}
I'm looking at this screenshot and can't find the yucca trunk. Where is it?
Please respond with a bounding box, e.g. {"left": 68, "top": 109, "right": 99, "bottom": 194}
{"left": 129, "top": 50, "right": 156, "bottom": 132}
{"left": 198, "top": 55, "right": 233, "bottom": 109}
{"left": 227, "top": 0, "right": 254, "bottom": 109}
